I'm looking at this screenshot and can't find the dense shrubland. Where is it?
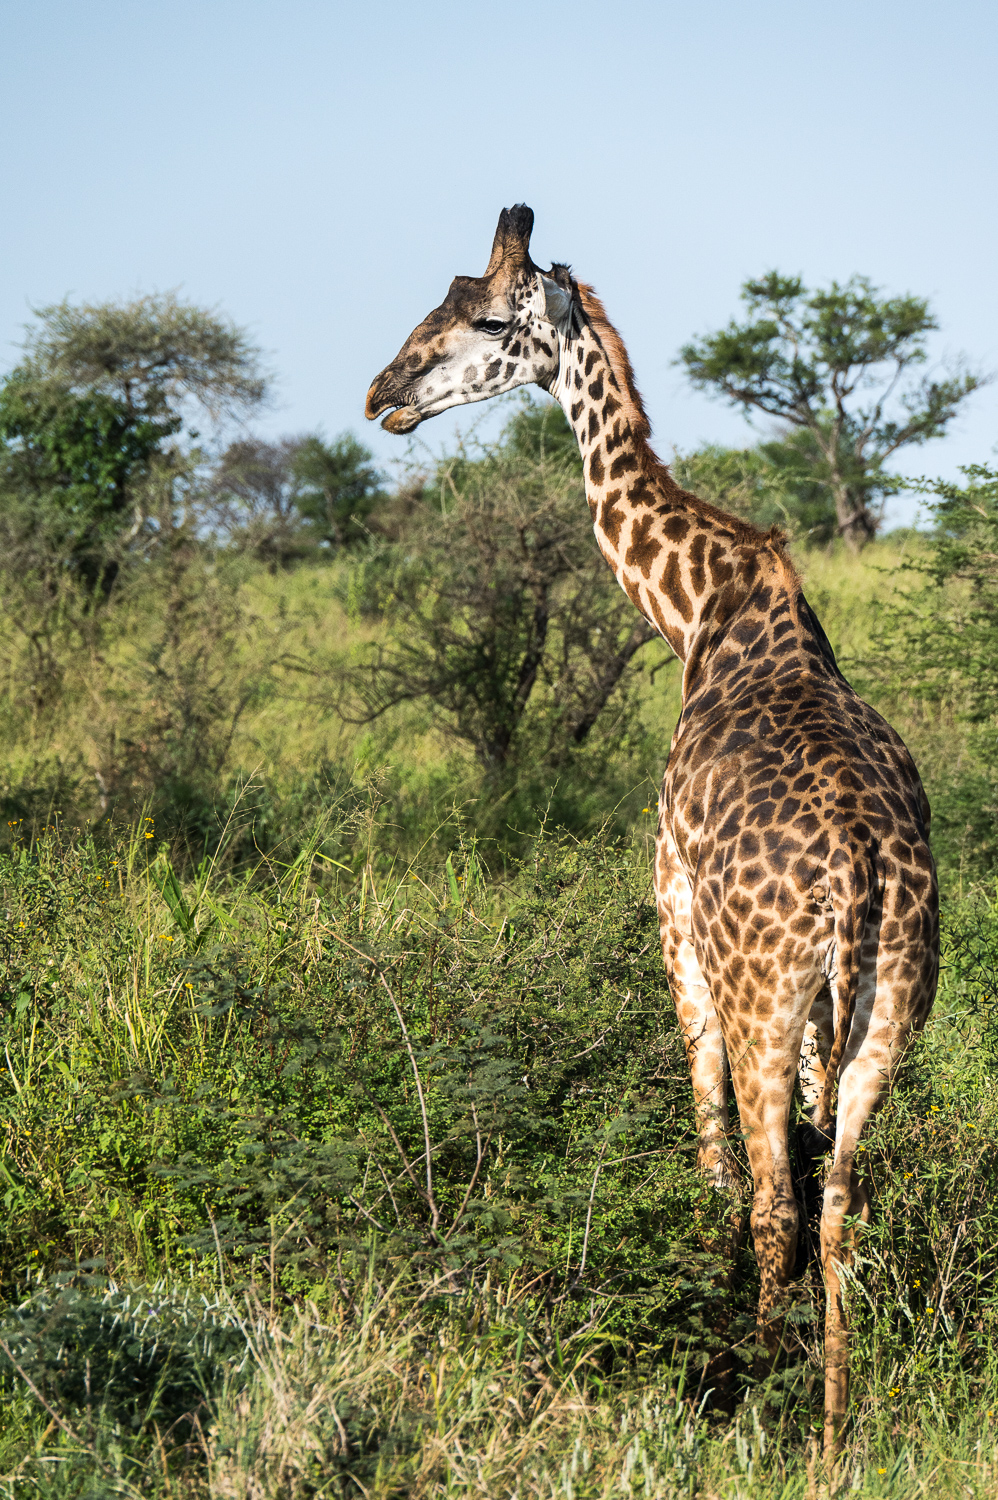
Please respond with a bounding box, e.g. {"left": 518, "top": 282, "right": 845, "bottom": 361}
{"left": 0, "top": 295, "right": 997, "bottom": 1494}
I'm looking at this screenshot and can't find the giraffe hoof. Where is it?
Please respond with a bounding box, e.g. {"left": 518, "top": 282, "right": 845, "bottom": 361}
{"left": 382, "top": 405, "right": 423, "bottom": 434}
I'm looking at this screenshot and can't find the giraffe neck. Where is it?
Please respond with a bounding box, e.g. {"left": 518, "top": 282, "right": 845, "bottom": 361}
{"left": 550, "top": 284, "right": 795, "bottom": 698}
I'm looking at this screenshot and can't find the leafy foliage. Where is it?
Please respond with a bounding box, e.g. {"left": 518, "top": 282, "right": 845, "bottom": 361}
{"left": 869, "top": 466, "right": 998, "bottom": 882}
{"left": 342, "top": 404, "right": 661, "bottom": 787}
{"left": 292, "top": 432, "right": 385, "bottom": 550}
{"left": 0, "top": 295, "right": 267, "bottom": 591}
{"left": 503, "top": 396, "right": 584, "bottom": 470}
{"left": 0, "top": 374, "right": 175, "bottom": 594}
{"left": 210, "top": 432, "right": 386, "bottom": 566}
{"left": 899, "top": 464, "right": 998, "bottom": 722}
{"left": 209, "top": 435, "right": 315, "bottom": 568}
{"left": 679, "top": 273, "right": 985, "bottom": 549}
{"left": 0, "top": 373, "right": 175, "bottom": 519}
{"left": 670, "top": 444, "right": 801, "bottom": 538}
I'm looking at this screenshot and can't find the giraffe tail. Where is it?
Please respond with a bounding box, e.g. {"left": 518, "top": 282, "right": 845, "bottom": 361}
{"left": 813, "top": 864, "right": 872, "bottom": 1135}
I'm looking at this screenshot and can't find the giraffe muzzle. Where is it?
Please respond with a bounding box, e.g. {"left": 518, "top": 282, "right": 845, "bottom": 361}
{"left": 365, "top": 368, "right": 424, "bottom": 433}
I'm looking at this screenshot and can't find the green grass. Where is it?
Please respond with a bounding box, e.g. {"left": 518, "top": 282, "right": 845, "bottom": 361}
{"left": 0, "top": 811, "right": 996, "bottom": 1495}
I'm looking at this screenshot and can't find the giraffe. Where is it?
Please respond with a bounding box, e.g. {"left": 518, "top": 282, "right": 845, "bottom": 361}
{"left": 365, "top": 205, "right": 939, "bottom": 1462}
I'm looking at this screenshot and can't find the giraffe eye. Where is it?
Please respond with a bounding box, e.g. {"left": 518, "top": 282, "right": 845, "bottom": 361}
{"left": 477, "top": 318, "right": 507, "bottom": 336}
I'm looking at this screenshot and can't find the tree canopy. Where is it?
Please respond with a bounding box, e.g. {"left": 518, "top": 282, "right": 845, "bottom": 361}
{"left": 679, "top": 273, "right": 986, "bottom": 549}
{"left": 0, "top": 294, "right": 268, "bottom": 591}
{"left": 18, "top": 293, "right": 267, "bottom": 425}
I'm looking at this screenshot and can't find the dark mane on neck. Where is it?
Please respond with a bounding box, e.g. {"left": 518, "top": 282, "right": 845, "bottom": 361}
{"left": 575, "top": 281, "right": 795, "bottom": 566}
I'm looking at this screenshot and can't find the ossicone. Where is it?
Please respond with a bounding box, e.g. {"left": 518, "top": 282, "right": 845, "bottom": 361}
{"left": 484, "top": 203, "right": 535, "bottom": 276}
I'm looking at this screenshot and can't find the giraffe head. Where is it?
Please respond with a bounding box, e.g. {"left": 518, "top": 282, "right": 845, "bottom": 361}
{"left": 366, "top": 204, "right": 576, "bottom": 434}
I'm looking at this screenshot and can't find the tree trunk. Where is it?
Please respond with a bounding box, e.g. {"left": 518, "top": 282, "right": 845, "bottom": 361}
{"left": 831, "top": 479, "right": 878, "bottom": 553}
{"left": 559, "top": 618, "right": 656, "bottom": 754}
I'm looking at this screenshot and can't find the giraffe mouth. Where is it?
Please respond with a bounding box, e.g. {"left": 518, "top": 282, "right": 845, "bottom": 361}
{"left": 380, "top": 404, "right": 423, "bottom": 434}
{"left": 365, "top": 371, "right": 425, "bottom": 434}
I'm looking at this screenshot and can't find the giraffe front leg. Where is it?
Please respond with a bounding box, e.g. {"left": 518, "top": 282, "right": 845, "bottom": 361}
{"left": 655, "top": 825, "right": 743, "bottom": 1204}
{"left": 656, "top": 824, "right": 745, "bottom": 1408}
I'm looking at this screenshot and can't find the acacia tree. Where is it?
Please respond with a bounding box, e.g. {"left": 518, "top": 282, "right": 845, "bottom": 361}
{"left": 0, "top": 293, "right": 267, "bottom": 589}
{"left": 343, "top": 413, "right": 656, "bottom": 777}
{"left": 680, "top": 273, "right": 985, "bottom": 550}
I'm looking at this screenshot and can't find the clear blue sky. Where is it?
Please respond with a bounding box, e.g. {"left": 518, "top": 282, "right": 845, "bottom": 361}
{"left": 2, "top": 0, "right": 996, "bottom": 525}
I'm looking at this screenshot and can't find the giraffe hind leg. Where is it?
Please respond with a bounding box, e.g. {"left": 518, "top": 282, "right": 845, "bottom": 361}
{"left": 821, "top": 1066, "right": 879, "bottom": 1464}
{"left": 709, "top": 989, "right": 813, "bottom": 1374}
{"left": 820, "top": 893, "right": 936, "bottom": 1465}
{"left": 793, "top": 985, "right": 835, "bottom": 1276}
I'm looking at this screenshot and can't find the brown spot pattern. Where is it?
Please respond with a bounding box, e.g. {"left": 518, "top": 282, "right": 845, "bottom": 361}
{"left": 625, "top": 513, "right": 663, "bottom": 578}
{"left": 599, "top": 489, "right": 625, "bottom": 547}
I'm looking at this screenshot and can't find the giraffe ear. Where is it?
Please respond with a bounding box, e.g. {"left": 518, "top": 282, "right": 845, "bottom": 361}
{"left": 484, "top": 204, "right": 535, "bottom": 275}
{"left": 538, "top": 273, "right": 574, "bottom": 334}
